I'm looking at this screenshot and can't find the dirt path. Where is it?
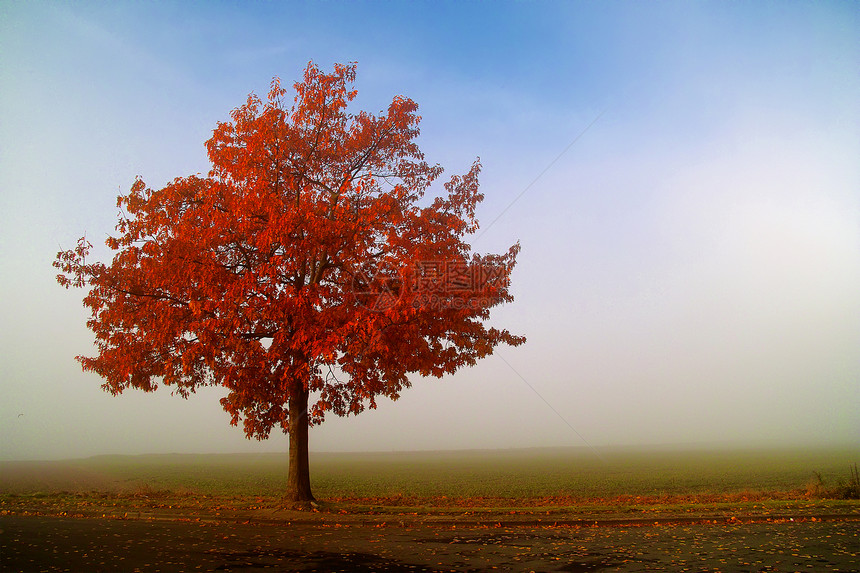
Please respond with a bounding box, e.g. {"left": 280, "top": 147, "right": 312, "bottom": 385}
{"left": 2, "top": 514, "right": 858, "bottom": 572}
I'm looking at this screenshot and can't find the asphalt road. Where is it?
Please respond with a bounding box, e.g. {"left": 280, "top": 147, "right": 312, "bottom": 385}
{"left": 2, "top": 514, "right": 859, "bottom": 572}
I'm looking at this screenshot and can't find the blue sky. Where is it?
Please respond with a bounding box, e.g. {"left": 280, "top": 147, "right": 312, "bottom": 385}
{"left": 1, "top": 1, "right": 858, "bottom": 460}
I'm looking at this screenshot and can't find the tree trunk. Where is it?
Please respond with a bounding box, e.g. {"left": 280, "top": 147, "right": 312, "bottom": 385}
{"left": 286, "top": 379, "right": 314, "bottom": 502}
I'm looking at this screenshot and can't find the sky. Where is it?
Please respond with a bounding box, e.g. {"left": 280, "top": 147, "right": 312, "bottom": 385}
{"left": 1, "top": 1, "right": 858, "bottom": 461}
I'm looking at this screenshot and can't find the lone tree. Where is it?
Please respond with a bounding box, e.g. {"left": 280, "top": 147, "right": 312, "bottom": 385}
{"left": 55, "top": 62, "right": 524, "bottom": 502}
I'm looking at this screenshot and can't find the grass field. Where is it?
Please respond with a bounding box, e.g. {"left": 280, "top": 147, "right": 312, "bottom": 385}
{"left": 4, "top": 446, "right": 858, "bottom": 573}
{"left": 3, "top": 445, "right": 857, "bottom": 504}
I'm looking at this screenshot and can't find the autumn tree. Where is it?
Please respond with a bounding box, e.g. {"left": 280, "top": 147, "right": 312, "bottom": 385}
{"left": 54, "top": 62, "right": 524, "bottom": 502}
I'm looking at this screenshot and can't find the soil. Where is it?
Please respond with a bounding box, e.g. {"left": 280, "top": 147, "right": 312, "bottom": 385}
{"left": 0, "top": 461, "right": 127, "bottom": 495}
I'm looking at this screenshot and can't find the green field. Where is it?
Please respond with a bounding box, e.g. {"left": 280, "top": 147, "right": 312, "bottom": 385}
{"left": 15, "top": 445, "right": 856, "bottom": 502}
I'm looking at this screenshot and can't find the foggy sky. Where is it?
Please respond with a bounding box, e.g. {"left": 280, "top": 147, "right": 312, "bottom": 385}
{"left": 1, "top": 1, "right": 858, "bottom": 460}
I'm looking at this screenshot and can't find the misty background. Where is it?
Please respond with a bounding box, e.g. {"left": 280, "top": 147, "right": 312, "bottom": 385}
{"left": 1, "top": 1, "right": 858, "bottom": 461}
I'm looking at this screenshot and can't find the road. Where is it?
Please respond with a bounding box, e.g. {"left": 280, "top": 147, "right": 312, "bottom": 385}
{"left": 2, "top": 514, "right": 858, "bottom": 572}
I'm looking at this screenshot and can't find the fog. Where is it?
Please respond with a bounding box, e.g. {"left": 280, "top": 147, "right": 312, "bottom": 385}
{"left": 1, "top": 2, "right": 858, "bottom": 460}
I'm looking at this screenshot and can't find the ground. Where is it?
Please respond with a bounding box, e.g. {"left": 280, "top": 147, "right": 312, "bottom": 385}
{"left": 1, "top": 452, "right": 858, "bottom": 572}
{"left": 2, "top": 512, "right": 859, "bottom": 572}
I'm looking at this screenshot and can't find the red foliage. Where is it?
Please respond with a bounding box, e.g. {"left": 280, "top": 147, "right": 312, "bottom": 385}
{"left": 54, "top": 62, "right": 524, "bottom": 442}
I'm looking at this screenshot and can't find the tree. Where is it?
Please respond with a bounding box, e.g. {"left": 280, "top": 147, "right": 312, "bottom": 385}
{"left": 54, "top": 62, "right": 525, "bottom": 502}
